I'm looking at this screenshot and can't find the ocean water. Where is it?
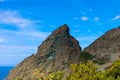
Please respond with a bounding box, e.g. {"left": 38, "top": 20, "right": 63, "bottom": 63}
{"left": 0, "top": 66, "right": 14, "bottom": 80}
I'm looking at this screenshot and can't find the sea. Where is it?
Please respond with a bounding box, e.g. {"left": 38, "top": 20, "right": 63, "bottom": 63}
{"left": 0, "top": 66, "right": 14, "bottom": 80}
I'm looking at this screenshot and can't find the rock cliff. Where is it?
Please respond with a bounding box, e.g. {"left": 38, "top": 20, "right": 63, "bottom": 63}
{"left": 7, "top": 24, "right": 81, "bottom": 80}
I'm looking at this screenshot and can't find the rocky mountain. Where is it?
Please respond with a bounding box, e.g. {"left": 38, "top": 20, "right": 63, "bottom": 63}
{"left": 7, "top": 24, "right": 120, "bottom": 79}
{"left": 7, "top": 24, "right": 81, "bottom": 80}
{"left": 84, "top": 26, "right": 120, "bottom": 64}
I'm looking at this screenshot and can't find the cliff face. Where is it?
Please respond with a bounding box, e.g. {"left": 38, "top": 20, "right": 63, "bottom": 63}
{"left": 7, "top": 24, "right": 81, "bottom": 80}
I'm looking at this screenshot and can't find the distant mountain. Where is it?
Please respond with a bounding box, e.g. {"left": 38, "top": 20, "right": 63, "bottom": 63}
{"left": 7, "top": 24, "right": 81, "bottom": 80}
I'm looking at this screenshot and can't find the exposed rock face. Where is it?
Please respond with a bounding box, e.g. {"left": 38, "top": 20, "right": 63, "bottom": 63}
{"left": 84, "top": 27, "right": 120, "bottom": 55}
{"left": 7, "top": 24, "right": 81, "bottom": 80}
{"left": 84, "top": 27, "right": 120, "bottom": 64}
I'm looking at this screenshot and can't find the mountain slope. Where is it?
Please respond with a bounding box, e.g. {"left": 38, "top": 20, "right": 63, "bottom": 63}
{"left": 7, "top": 24, "right": 81, "bottom": 80}
{"left": 84, "top": 26, "right": 120, "bottom": 64}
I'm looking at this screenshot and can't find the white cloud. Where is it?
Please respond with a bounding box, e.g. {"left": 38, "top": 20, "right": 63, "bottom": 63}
{"left": 0, "top": 0, "right": 4, "bottom": 2}
{"left": 0, "top": 28, "right": 49, "bottom": 66}
{"left": 87, "top": 30, "right": 91, "bottom": 32}
{"left": 81, "top": 16, "right": 88, "bottom": 21}
{"left": 0, "top": 29, "right": 50, "bottom": 66}
{"left": 0, "top": 9, "right": 48, "bottom": 66}
{"left": 89, "top": 9, "right": 93, "bottom": 11}
{"left": 17, "top": 30, "right": 50, "bottom": 38}
{"left": 94, "top": 17, "right": 99, "bottom": 21}
{"left": 0, "top": 29, "right": 50, "bottom": 44}
{"left": 109, "top": 15, "right": 120, "bottom": 21}
{"left": 0, "top": 38, "right": 4, "bottom": 42}
{"left": 0, "top": 9, "right": 41, "bottom": 29}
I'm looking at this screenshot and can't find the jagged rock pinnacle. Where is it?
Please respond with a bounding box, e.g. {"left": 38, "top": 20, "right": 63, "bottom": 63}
{"left": 7, "top": 24, "right": 81, "bottom": 80}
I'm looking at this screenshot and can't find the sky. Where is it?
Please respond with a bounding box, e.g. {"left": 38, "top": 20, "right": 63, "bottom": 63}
{"left": 0, "top": 0, "right": 120, "bottom": 66}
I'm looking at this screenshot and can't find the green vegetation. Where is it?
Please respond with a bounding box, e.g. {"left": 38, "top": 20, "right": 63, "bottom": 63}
{"left": 16, "top": 59, "right": 120, "bottom": 80}
{"left": 46, "top": 71, "right": 64, "bottom": 80}
{"left": 67, "top": 61, "right": 102, "bottom": 80}
{"left": 15, "top": 77, "right": 22, "bottom": 80}
{"left": 42, "top": 59, "right": 120, "bottom": 80}
{"left": 105, "top": 59, "right": 120, "bottom": 79}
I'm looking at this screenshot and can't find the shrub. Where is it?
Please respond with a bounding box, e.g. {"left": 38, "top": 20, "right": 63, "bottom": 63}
{"left": 41, "top": 60, "right": 120, "bottom": 80}
{"left": 46, "top": 71, "right": 64, "bottom": 80}
{"left": 79, "top": 52, "right": 94, "bottom": 63}
{"left": 105, "top": 59, "right": 120, "bottom": 79}
{"left": 67, "top": 61, "right": 104, "bottom": 80}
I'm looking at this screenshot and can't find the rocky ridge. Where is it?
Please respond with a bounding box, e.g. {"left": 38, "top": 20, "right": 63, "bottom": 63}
{"left": 84, "top": 27, "right": 120, "bottom": 64}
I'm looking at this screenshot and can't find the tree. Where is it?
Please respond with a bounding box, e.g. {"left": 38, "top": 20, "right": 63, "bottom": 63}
{"left": 105, "top": 59, "right": 120, "bottom": 79}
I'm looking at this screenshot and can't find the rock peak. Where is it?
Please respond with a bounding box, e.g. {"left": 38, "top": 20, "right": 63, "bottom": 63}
{"left": 57, "top": 24, "right": 69, "bottom": 31}
{"left": 7, "top": 24, "right": 81, "bottom": 80}
{"left": 52, "top": 24, "right": 69, "bottom": 36}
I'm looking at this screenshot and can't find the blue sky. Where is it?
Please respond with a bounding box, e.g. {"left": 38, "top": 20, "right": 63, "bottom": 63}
{"left": 0, "top": 0, "right": 120, "bottom": 66}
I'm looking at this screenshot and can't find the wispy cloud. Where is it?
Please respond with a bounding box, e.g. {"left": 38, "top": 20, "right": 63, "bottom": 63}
{"left": 0, "top": 9, "right": 41, "bottom": 29}
{"left": 81, "top": 16, "right": 88, "bottom": 21}
{"left": 17, "top": 30, "right": 50, "bottom": 38}
{"left": 73, "top": 30, "right": 80, "bottom": 33}
{"left": 0, "top": 38, "right": 4, "bottom": 42}
{"left": 0, "top": 29, "right": 50, "bottom": 45}
{"left": 0, "top": 0, "right": 4, "bottom": 2}
{"left": 0, "top": 45, "right": 36, "bottom": 50}
{"left": 0, "top": 45, "right": 36, "bottom": 66}
{"left": 94, "top": 17, "right": 99, "bottom": 21}
{"left": 75, "top": 16, "right": 99, "bottom": 21}
{"left": 73, "top": 17, "right": 79, "bottom": 20}
{"left": 87, "top": 30, "right": 91, "bottom": 32}
{"left": 76, "top": 36, "right": 98, "bottom": 49}
{"left": 0, "top": 29, "right": 49, "bottom": 66}
{"left": 0, "top": 9, "right": 46, "bottom": 66}
{"left": 108, "top": 15, "right": 120, "bottom": 21}
{"left": 89, "top": 9, "right": 93, "bottom": 12}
